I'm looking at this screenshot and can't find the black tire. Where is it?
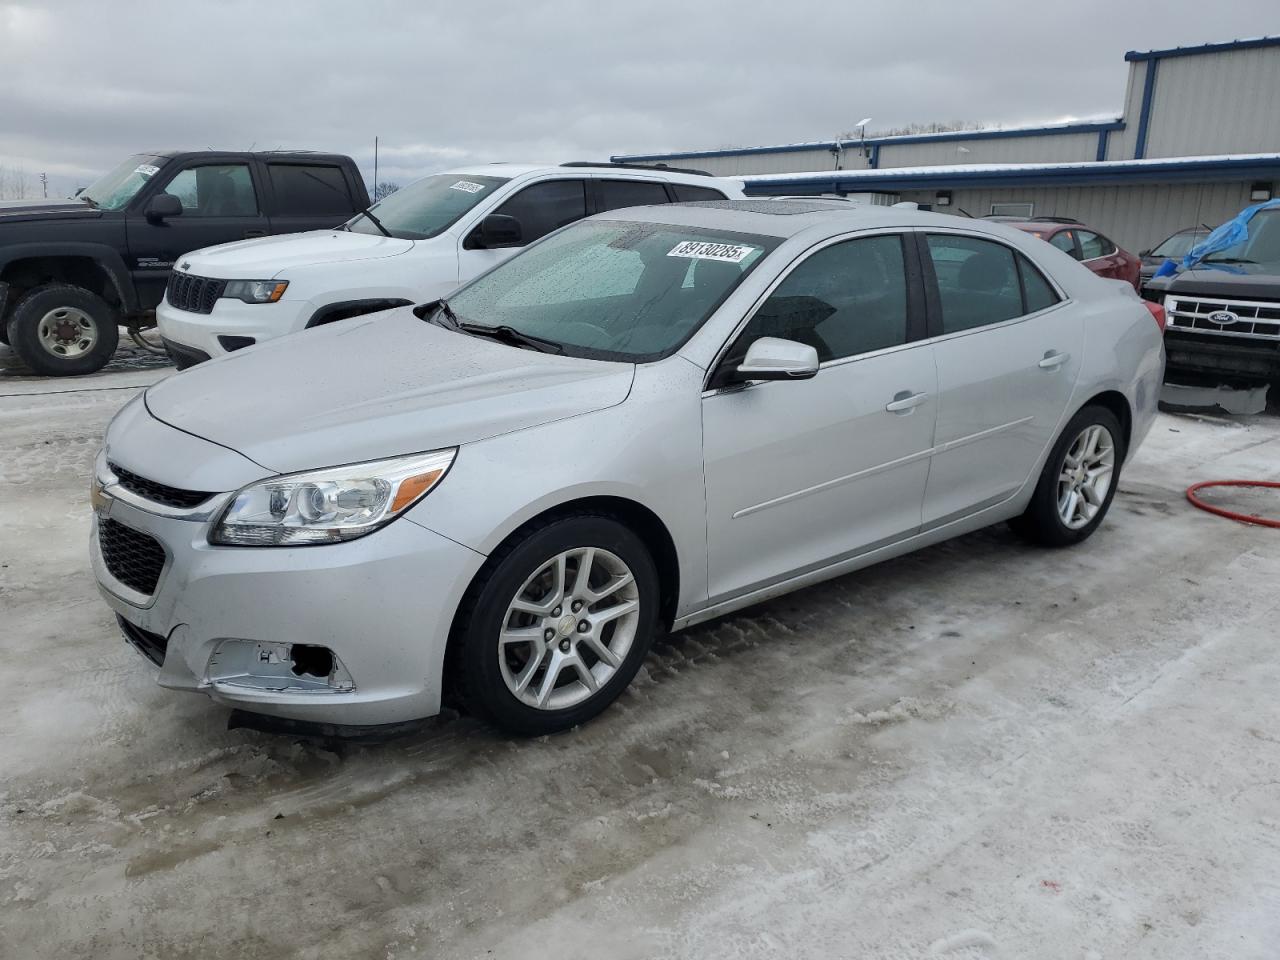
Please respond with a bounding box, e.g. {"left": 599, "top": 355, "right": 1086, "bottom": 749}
{"left": 7, "top": 284, "right": 120, "bottom": 376}
{"left": 1011, "top": 404, "right": 1125, "bottom": 547}
{"left": 454, "top": 513, "right": 660, "bottom": 736}
{"left": 0, "top": 320, "right": 9, "bottom": 346}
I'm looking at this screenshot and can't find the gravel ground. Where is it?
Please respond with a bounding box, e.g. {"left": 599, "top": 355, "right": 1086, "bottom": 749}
{"left": 1, "top": 350, "right": 1278, "bottom": 959}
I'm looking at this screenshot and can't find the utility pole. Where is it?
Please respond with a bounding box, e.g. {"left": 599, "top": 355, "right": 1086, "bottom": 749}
{"left": 373, "top": 136, "right": 379, "bottom": 201}
{"left": 40, "top": 172, "right": 48, "bottom": 198}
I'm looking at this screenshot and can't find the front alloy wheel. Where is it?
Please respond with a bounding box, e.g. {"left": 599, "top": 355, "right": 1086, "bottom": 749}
{"left": 499, "top": 547, "right": 640, "bottom": 710}
{"left": 455, "top": 514, "right": 659, "bottom": 735}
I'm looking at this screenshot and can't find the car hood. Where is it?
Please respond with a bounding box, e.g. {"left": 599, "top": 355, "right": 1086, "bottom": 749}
{"left": 177, "top": 230, "right": 415, "bottom": 278}
{"left": 0, "top": 197, "right": 100, "bottom": 223}
{"left": 144, "top": 308, "right": 636, "bottom": 475}
{"left": 1146, "top": 265, "right": 1280, "bottom": 299}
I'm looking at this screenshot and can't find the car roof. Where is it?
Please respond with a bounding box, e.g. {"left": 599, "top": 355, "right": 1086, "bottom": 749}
{"left": 441, "top": 162, "right": 738, "bottom": 186}
{"left": 140, "top": 150, "right": 354, "bottom": 163}
{"left": 584, "top": 199, "right": 1028, "bottom": 240}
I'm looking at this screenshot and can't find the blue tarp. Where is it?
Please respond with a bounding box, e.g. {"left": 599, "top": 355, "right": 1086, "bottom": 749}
{"left": 1153, "top": 197, "right": 1280, "bottom": 278}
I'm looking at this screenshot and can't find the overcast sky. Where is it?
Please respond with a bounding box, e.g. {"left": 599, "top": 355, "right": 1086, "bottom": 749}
{"left": 1, "top": 0, "right": 1275, "bottom": 197}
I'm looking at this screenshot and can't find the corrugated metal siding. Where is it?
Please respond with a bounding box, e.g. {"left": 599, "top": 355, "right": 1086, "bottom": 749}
{"left": 896, "top": 181, "right": 1254, "bottom": 251}
{"left": 1143, "top": 48, "right": 1280, "bottom": 157}
{"left": 1106, "top": 61, "right": 1150, "bottom": 160}
{"left": 657, "top": 149, "right": 849, "bottom": 177}
{"left": 877, "top": 133, "right": 1100, "bottom": 168}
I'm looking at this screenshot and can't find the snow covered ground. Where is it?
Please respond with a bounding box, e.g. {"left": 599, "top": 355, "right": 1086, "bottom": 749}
{"left": 2, "top": 352, "right": 1279, "bottom": 959}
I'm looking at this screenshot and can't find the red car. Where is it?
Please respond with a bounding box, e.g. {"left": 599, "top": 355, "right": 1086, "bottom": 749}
{"left": 992, "top": 217, "right": 1142, "bottom": 290}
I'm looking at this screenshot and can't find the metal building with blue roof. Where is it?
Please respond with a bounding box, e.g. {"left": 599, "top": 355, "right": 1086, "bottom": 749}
{"left": 612, "top": 36, "right": 1280, "bottom": 251}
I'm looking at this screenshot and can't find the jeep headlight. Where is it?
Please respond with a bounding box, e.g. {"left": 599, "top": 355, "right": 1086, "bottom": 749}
{"left": 223, "top": 279, "right": 289, "bottom": 303}
{"left": 211, "top": 449, "right": 455, "bottom": 546}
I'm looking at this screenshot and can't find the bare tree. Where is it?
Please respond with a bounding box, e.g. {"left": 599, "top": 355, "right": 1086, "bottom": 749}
{"left": 0, "top": 164, "right": 33, "bottom": 200}
{"left": 373, "top": 181, "right": 400, "bottom": 201}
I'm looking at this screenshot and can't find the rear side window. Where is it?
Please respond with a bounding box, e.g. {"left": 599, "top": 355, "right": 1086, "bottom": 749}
{"left": 925, "top": 234, "right": 1024, "bottom": 333}
{"left": 268, "top": 164, "right": 355, "bottom": 216}
{"left": 1078, "top": 231, "right": 1116, "bottom": 259}
{"left": 596, "top": 179, "right": 671, "bottom": 212}
{"left": 494, "top": 179, "right": 587, "bottom": 245}
{"left": 1050, "top": 231, "right": 1079, "bottom": 259}
{"left": 1018, "top": 255, "right": 1060, "bottom": 313}
{"left": 672, "top": 184, "right": 729, "bottom": 202}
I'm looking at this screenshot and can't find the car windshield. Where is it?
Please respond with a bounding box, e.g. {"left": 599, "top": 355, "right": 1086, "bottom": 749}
{"left": 1202, "top": 210, "right": 1280, "bottom": 266}
{"left": 346, "top": 173, "right": 510, "bottom": 239}
{"left": 445, "top": 219, "right": 780, "bottom": 361}
{"left": 1151, "top": 231, "right": 1208, "bottom": 258}
{"left": 79, "top": 155, "right": 167, "bottom": 210}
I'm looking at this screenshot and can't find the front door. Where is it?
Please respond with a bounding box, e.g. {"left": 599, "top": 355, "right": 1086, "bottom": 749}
{"left": 458, "top": 179, "right": 588, "bottom": 285}
{"left": 126, "top": 161, "right": 269, "bottom": 308}
{"left": 918, "top": 231, "right": 1082, "bottom": 527}
{"left": 702, "top": 233, "right": 937, "bottom": 602}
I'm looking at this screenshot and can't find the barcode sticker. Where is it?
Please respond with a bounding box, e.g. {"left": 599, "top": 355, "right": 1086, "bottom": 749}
{"left": 134, "top": 164, "right": 160, "bottom": 177}
{"left": 666, "top": 240, "right": 756, "bottom": 263}
{"left": 450, "top": 180, "right": 486, "bottom": 194}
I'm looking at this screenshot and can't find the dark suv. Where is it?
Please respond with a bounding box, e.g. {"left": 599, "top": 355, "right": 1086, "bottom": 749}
{"left": 1145, "top": 207, "right": 1280, "bottom": 384}
{"left": 0, "top": 150, "right": 369, "bottom": 376}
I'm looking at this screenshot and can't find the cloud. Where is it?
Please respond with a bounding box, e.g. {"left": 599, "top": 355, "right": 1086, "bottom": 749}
{"left": 0, "top": 0, "right": 1274, "bottom": 197}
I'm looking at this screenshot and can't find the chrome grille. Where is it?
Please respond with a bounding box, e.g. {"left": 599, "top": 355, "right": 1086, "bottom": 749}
{"left": 1165, "top": 295, "right": 1280, "bottom": 341}
{"left": 166, "top": 272, "right": 227, "bottom": 315}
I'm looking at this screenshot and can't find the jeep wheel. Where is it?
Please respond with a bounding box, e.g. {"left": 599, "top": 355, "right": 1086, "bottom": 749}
{"left": 8, "top": 284, "right": 120, "bottom": 376}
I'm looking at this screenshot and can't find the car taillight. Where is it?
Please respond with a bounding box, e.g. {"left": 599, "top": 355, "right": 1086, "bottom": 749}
{"left": 1143, "top": 300, "right": 1167, "bottom": 332}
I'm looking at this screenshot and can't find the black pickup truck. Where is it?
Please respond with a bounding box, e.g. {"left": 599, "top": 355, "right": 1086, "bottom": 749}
{"left": 1144, "top": 205, "right": 1280, "bottom": 385}
{"left": 0, "top": 150, "right": 369, "bottom": 376}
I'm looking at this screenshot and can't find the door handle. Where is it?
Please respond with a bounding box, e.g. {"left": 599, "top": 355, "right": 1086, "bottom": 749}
{"left": 1038, "top": 351, "right": 1069, "bottom": 370}
{"left": 885, "top": 391, "right": 928, "bottom": 413}
{"left": 243, "top": 229, "right": 266, "bottom": 238}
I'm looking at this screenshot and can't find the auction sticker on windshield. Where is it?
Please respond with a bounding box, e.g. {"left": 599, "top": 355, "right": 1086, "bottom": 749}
{"left": 134, "top": 164, "right": 160, "bottom": 177}
{"left": 450, "top": 180, "right": 486, "bottom": 194}
{"left": 666, "top": 240, "right": 757, "bottom": 263}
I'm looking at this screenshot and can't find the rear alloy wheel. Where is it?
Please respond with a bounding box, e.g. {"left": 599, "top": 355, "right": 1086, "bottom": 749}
{"left": 1011, "top": 405, "right": 1124, "bottom": 547}
{"left": 7, "top": 284, "right": 120, "bottom": 376}
{"left": 456, "top": 515, "right": 659, "bottom": 735}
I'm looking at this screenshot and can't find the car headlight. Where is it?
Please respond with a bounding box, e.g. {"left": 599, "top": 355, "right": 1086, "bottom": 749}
{"left": 223, "top": 279, "right": 289, "bottom": 304}
{"left": 211, "top": 449, "right": 456, "bottom": 546}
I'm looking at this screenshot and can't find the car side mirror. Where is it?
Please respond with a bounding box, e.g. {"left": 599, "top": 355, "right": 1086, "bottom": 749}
{"left": 1138, "top": 248, "right": 1151, "bottom": 257}
{"left": 145, "top": 193, "right": 183, "bottom": 223}
{"left": 731, "top": 337, "right": 820, "bottom": 383}
{"left": 470, "top": 213, "right": 523, "bottom": 249}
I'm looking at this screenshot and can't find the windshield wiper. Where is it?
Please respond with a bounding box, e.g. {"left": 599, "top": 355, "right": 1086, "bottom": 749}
{"left": 1202, "top": 256, "right": 1257, "bottom": 264}
{"left": 349, "top": 206, "right": 392, "bottom": 237}
{"left": 458, "top": 322, "right": 563, "bottom": 354}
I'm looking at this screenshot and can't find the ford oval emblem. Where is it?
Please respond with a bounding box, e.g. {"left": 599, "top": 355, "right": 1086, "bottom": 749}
{"left": 1207, "top": 310, "right": 1239, "bottom": 325}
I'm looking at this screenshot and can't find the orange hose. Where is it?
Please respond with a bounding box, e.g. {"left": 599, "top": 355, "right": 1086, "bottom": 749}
{"left": 1185, "top": 480, "right": 1280, "bottom": 529}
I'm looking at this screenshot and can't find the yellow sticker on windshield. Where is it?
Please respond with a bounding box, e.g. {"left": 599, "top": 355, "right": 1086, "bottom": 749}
{"left": 667, "top": 241, "right": 755, "bottom": 263}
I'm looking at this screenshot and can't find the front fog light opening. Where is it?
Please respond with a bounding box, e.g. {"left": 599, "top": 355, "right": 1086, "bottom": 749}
{"left": 205, "top": 639, "right": 356, "bottom": 695}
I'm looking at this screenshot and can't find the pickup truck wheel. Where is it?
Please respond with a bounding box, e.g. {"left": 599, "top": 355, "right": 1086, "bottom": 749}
{"left": 8, "top": 284, "right": 120, "bottom": 376}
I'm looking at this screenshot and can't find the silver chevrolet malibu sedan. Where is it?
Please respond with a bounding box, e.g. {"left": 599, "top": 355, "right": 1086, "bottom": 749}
{"left": 92, "top": 200, "right": 1165, "bottom": 735}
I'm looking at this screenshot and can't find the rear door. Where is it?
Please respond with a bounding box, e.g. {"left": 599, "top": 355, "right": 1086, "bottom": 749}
{"left": 458, "top": 178, "right": 588, "bottom": 283}
{"left": 918, "top": 231, "right": 1082, "bottom": 527}
{"left": 125, "top": 159, "right": 269, "bottom": 308}
{"left": 261, "top": 160, "right": 363, "bottom": 236}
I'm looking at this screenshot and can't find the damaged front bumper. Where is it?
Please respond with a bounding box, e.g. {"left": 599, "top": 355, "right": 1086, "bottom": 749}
{"left": 91, "top": 449, "right": 485, "bottom": 727}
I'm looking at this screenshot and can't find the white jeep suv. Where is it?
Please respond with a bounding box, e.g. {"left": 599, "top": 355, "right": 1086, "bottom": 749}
{"left": 156, "top": 162, "right": 744, "bottom": 367}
